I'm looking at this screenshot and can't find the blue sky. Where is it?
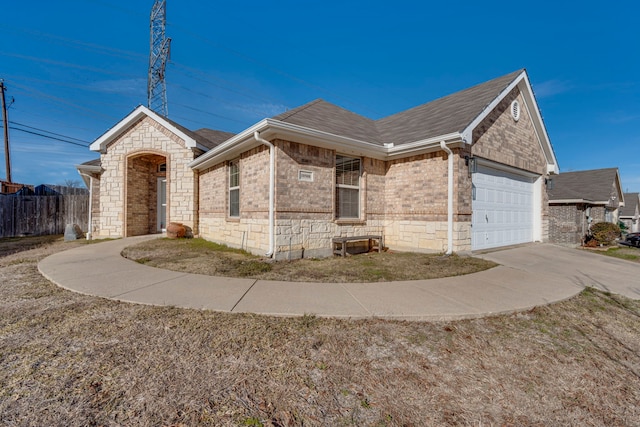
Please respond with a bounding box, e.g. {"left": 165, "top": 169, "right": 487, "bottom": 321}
{"left": 1, "top": 0, "right": 639, "bottom": 192}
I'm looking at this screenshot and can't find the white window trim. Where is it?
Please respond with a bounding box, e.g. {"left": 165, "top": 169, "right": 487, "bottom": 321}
{"left": 335, "top": 155, "right": 362, "bottom": 220}
{"left": 228, "top": 159, "right": 240, "bottom": 218}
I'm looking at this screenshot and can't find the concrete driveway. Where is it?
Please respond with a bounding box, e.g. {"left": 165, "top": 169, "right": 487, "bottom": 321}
{"left": 38, "top": 236, "right": 640, "bottom": 321}
{"left": 478, "top": 244, "right": 640, "bottom": 300}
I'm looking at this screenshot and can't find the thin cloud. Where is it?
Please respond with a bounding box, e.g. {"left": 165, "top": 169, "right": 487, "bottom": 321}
{"left": 226, "top": 102, "right": 289, "bottom": 119}
{"left": 601, "top": 112, "right": 640, "bottom": 124}
{"left": 533, "top": 79, "right": 572, "bottom": 98}
{"left": 89, "top": 78, "right": 147, "bottom": 95}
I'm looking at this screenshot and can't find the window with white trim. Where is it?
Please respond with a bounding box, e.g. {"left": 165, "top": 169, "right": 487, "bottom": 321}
{"left": 335, "top": 155, "right": 361, "bottom": 219}
{"left": 229, "top": 160, "right": 240, "bottom": 218}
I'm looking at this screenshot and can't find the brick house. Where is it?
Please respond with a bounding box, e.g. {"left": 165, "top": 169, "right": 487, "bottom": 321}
{"left": 548, "top": 168, "right": 625, "bottom": 246}
{"left": 620, "top": 192, "right": 640, "bottom": 233}
{"left": 77, "top": 69, "right": 558, "bottom": 258}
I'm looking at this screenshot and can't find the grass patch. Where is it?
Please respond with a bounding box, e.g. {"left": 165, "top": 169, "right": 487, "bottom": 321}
{"left": 597, "top": 246, "right": 640, "bottom": 263}
{"left": 121, "top": 238, "right": 497, "bottom": 282}
{"left": 1, "top": 240, "right": 640, "bottom": 425}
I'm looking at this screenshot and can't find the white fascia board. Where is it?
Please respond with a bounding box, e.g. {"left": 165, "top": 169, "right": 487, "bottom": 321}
{"left": 386, "top": 133, "right": 463, "bottom": 159}
{"left": 75, "top": 164, "right": 102, "bottom": 173}
{"left": 90, "top": 105, "right": 198, "bottom": 153}
{"left": 461, "top": 72, "right": 525, "bottom": 145}
{"left": 614, "top": 169, "right": 625, "bottom": 205}
{"left": 461, "top": 70, "right": 559, "bottom": 175}
{"left": 265, "top": 120, "right": 387, "bottom": 159}
{"left": 191, "top": 119, "right": 390, "bottom": 170}
{"left": 519, "top": 76, "right": 559, "bottom": 174}
{"left": 189, "top": 120, "right": 271, "bottom": 169}
{"left": 191, "top": 120, "right": 467, "bottom": 170}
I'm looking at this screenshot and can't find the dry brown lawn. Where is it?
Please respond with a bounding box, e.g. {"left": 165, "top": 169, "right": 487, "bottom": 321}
{"left": 1, "top": 236, "right": 640, "bottom": 426}
{"left": 121, "top": 238, "right": 497, "bottom": 282}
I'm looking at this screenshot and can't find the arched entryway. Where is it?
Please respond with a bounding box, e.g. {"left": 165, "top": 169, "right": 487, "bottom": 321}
{"left": 125, "top": 152, "right": 168, "bottom": 236}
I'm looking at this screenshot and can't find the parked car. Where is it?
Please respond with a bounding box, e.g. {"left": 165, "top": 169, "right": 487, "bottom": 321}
{"left": 624, "top": 232, "right": 640, "bottom": 248}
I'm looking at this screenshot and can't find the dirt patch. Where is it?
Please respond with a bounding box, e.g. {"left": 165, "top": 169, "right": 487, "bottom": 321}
{"left": 121, "top": 238, "right": 497, "bottom": 282}
{"left": 1, "top": 236, "right": 640, "bottom": 426}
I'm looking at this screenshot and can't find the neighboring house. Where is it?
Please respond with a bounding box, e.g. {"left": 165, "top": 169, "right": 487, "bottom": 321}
{"left": 1, "top": 180, "right": 33, "bottom": 194}
{"left": 548, "top": 168, "right": 625, "bottom": 246}
{"left": 620, "top": 192, "right": 640, "bottom": 233}
{"left": 77, "top": 69, "right": 558, "bottom": 258}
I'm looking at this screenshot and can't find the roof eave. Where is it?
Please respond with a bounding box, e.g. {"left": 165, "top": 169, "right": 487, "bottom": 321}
{"left": 386, "top": 133, "right": 464, "bottom": 159}
{"left": 189, "top": 120, "right": 271, "bottom": 170}
{"left": 549, "top": 198, "right": 607, "bottom": 205}
{"left": 190, "top": 121, "right": 466, "bottom": 170}
{"left": 75, "top": 164, "right": 102, "bottom": 173}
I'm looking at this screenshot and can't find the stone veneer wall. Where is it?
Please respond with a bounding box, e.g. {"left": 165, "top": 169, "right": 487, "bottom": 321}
{"left": 88, "top": 173, "right": 101, "bottom": 236}
{"left": 97, "top": 116, "right": 197, "bottom": 238}
{"left": 382, "top": 151, "right": 464, "bottom": 252}
{"left": 273, "top": 141, "right": 388, "bottom": 259}
{"left": 198, "top": 146, "right": 271, "bottom": 254}
{"left": 198, "top": 139, "right": 473, "bottom": 258}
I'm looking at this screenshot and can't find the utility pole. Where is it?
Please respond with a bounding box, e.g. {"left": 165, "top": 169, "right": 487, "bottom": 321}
{"left": 0, "top": 80, "right": 11, "bottom": 183}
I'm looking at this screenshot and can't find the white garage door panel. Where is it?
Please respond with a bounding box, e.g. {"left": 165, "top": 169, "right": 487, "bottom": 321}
{"left": 472, "top": 165, "right": 534, "bottom": 250}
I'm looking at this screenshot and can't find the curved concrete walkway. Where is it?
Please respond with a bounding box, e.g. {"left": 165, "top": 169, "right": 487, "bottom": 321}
{"left": 38, "top": 236, "right": 640, "bottom": 321}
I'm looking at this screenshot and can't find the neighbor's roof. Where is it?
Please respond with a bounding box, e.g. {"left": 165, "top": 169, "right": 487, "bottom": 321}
{"left": 620, "top": 193, "right": 639, "bottom": 217}
{"left": 548, "top": 168, "right": 621, "bottom": 203}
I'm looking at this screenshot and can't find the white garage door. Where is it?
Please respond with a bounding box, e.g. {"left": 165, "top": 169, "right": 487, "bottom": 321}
{"left": 472, "top": 164, "right": 535, "bottom": 251}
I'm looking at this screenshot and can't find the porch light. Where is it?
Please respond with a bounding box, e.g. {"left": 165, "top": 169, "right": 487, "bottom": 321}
{"left": 545, "top": 177, "right": 554, "bottom": 190}
{"left": 465, "top": 155, "right": 477, "bottom": 177}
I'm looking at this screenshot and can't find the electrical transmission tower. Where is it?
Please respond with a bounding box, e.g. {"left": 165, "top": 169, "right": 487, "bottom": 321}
{"left": 148, "top": 0, "right": 171, "bottom": 117}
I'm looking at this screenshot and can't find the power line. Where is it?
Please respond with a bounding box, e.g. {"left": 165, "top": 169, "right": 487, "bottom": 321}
{"left": 0, "top": 51, "right": 141, "bottom": 80}
{"left": 9, "top": 121, "right": 91, "bottom": 144}
{"left": 0, "top": 24, "right": 147, "bottom": 61}
{"left": 171, "top": 102, "right": 249, "bottom": 126}
{"left": 7, "top": 127, "right": 90, "bottom": 148}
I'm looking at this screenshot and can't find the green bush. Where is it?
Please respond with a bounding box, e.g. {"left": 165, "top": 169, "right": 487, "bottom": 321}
{"left": 589, "top": 222, "right": 621, "bottom": 246}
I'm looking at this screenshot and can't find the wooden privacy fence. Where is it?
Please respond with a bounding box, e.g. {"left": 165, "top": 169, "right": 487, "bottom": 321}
{"left": 0, "top": 195, "right": 89, "bottom": 238}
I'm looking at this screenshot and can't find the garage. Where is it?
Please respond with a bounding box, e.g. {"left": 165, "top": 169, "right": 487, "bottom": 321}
{"left": 472, "top": 163, "right": 540, "bottom": 251}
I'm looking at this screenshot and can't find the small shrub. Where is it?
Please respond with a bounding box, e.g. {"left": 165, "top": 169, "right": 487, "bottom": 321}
{"left": 589, "top": 222, "right": 621, "bottom": 246}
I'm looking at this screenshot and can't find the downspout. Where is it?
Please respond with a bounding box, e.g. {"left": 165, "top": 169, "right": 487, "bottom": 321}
{"left": 440, "top": 141, "right": 454, "bottom": 255}
{"left": 254, "top": 131, "right": 275, "bottom": 257}
{"left": 79, "top": 172, "right": 93, "bottom": 241}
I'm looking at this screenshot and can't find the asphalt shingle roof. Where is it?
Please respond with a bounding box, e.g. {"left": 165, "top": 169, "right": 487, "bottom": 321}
{"left": 80, "top": 158, "right": 101, "bottom": 167}
{"left": 271, "top": 69, "right": 524, "bottom": 146}
{"left": 272, "top": 99, "right": 381, "bottom": 143}
{"left": 621, "top": 193, "right": 639, "bottom": 217}
{"left": 377, "top": 69, "right": 524, "bottom": 145}
{"left": 548, "top": 168, "right": 619, "bottom": 202}
{"left": 193, "top": 129, "right": 237, "bottom": 149}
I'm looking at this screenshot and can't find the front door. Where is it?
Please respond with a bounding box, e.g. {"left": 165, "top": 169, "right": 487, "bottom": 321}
{"left": 157, "top": 178, "right": 167, "bottom": 232}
